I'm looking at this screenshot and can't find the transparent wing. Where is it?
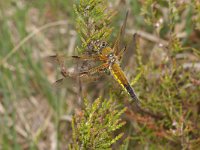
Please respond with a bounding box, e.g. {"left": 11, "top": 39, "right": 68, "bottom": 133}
{"left": 46, "top": 53, "right": 102, "bottom": 65}
{"left": 46, "top": 51, "right": 109, "bottom": 88}
{"left": 113, "top": 11, "right": 128, "bottom": 55}
{"left": 46, "top": 53, "right": 97, "bottom": 74}
{"left": 53, "top": 63, "right": 109, "bottom": 88}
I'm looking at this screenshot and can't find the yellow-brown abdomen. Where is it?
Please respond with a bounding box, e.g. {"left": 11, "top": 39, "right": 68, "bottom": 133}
{"left": 110, "top": 63, "right": 140, "bottom": 105}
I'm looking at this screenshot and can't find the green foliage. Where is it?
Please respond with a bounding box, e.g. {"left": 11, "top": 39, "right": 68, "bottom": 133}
{"left": 141, "top": 0, "right": 157, "bottom": 25}
{"left": 127, "top": 0, "right": 200, "bottom": 149}
{"left": 74, "top": 0, "right": 115, "bottom": 53}
{"left": 69, "top": 98, "right": 126, "bottom": 150}
{"left": 70, "top": 0, "right": 126, "bottom": 150}
{"left": 69, "top": 1, "right": 127, "bottom": 148}
{"left": 1, "top": 0, "right": 200, "bottom": 149}
{"left": 72, "top": 0, "right": 200, "bottom": 149}
{"left": 140, "top": 0, "right": 200, "bottom": 35}
{"left": 193, "top": 0, "right": 200, "bottom": 30}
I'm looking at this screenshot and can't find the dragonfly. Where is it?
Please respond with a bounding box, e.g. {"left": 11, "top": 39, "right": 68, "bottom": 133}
{"left": 50, "top": 11, "right": 140, "bottom": 107}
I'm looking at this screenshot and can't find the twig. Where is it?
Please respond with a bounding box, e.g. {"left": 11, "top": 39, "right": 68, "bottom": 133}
{"left": 127, "top": 29, "right": 168, "bottom": 46}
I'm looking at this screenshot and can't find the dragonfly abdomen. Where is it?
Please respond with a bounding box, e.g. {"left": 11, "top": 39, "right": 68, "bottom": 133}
{"left": 123, "top": 84, "right": 140, "bottom": 105}
{"left": 110, "top": 63, "right": 140, "bottom": 105}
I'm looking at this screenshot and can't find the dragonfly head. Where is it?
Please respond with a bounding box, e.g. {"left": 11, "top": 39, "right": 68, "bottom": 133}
{"left": 98, "top": 41, "right": 114, "bottom": 56}
{"left": 87, "top": 40, "right": 109, "bottom": 54}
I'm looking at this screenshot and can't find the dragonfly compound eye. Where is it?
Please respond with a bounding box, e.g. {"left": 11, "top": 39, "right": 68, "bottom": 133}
{"left": 100, "top": 41, "right": 108, "bottom": 48}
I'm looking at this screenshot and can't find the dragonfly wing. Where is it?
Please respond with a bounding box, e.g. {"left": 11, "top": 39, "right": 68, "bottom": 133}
{"left": 86, "top": 63, "right": 109, "bottom": 75}
{"left": 113, "top": 11, "right": 128, "bottom": 55}
{"left": 47, "top": 53, "right": 105, "bottom": 62}
{"left": 46, "top": 53, "right": 107, "bottom": 73}
{"left": 53, "top": 78, "right": 65, "bottom": 88}
{"left": 53, "top": 72, "right": 105, "bottom": 88}
{"left": 52, "top": 63, "right": 109, "bottom": 88}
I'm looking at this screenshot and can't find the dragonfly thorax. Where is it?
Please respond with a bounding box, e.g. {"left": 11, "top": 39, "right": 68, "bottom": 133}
{"left": 100, "top": 47, "right": 113, "bottom": 55}
{"left": 107, "top": 52, "right": 117, "bottom": 65}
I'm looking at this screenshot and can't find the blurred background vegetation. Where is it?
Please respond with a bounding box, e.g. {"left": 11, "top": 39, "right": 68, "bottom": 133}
{"left": 0, "top": 0, "right": 200, "bottom": 149}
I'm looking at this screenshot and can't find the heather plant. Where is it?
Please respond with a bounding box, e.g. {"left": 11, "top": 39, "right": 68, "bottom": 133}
{"left": 69, "top": 0, "right": 128, "bottom": 149}
{"left": 69, "top": 98, "right": 126, "bottom": 149}
{"left": 73, "top": 0, "right": 115, "bottom": 54}
{"left": 70, "top": 0, "right": 200, "bottom": 149}
{"left": 127, "top": 0, "right": 200, "bottom": 149}
{"left": 0, "top": 0, "right": 200, "bottom": 149}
